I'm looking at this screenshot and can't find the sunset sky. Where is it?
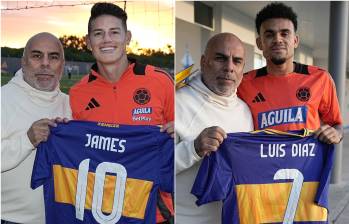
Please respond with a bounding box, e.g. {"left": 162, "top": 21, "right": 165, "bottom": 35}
{"left": 1, "top": 1, "right": 174, "bottom": 52}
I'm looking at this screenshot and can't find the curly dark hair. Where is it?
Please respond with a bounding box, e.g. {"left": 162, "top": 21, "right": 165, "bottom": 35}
{"left": 255, "top": 2, "right": 297, "bottom": 34}
{"left": 88, "top": 2, "right": 128, "bottom": 34}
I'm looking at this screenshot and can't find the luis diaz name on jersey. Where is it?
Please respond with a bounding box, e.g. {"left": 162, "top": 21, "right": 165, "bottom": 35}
{"left": 258, "top": 106, "right": 307, "bottom": 129}
{"left": 132, "top": 107, "right": 152, "bottom": 122}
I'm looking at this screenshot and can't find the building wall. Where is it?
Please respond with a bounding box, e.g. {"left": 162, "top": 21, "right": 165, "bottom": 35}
{"left": 221, "top": 4, "right": 256, "bottom": 46}
{"left": 175, "top": 1, "right": 348, "bottom": 128}
{"left": 243, "top": 43, "right": 255, "bottom": 73}
{"left": 176, "top": 2, "right": 316, "bottom": 73}
{"left": 344, "top": 80, "right": 349, "bottom": 129}
{"left": 175, "top": 18, "right": 202, "bottom": 73}
{"left": 295, "top": 44, "right": 314, "bottom": 66}
{"left": 176, "top": 1, "right": 194, "bottom": 24}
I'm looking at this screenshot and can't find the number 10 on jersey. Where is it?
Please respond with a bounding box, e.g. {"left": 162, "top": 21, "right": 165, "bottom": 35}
{"left": 75, "top": 159, "right": 127, "bottom": 224}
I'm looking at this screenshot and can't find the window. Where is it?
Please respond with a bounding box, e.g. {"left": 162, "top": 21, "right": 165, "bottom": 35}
{"left": 194, "top": 2, "right": 213, "bottom": 29}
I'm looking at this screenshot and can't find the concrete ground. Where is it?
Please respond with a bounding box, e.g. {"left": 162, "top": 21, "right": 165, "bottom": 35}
{"left": 329, "top": 131, "right": 349, "bottom": 223}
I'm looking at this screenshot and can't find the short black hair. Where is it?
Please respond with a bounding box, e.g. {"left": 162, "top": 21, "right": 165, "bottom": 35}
{"left": 88, "top": 2, "right": 128, "bottom": 34}
{"left": 255, "top": 2, "right": 297, "bottom": 34}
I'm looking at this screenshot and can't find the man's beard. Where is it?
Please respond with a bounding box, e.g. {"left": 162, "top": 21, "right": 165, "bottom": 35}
{"left": 271, "top": 57, "right": 286, "bottom": 65}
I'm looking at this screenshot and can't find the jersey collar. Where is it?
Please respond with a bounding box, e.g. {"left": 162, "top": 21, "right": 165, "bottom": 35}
{"left": 256, "top": 62, "right": 310, "bottom": 77}
{"left": 87, "top": 57, "right": 146, "bottom": 83}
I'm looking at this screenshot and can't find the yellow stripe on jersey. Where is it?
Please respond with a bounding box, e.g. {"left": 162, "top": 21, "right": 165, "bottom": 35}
{"left": 236, "top": 182, "right": 327, "bottom": 223}
{"left": 251, "top": 128, "right": 314, "bottom": 137}
{"left": 53, "top": 164, "right": 153, "bottom": 219}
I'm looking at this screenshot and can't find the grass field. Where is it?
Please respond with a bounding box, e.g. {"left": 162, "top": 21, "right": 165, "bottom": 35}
{"left": 1, "top": 73, "right": 84, "bottom": 94}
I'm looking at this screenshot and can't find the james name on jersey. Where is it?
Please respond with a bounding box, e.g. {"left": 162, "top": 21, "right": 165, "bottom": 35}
{"left": 85, "top": 133, "right": 126, "bottom": 152}
{"left": 31, "top": 121, "right": 174, "bottom": 224}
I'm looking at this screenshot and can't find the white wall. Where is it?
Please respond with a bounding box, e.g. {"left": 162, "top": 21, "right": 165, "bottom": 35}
{"left": 175, "top": 1, "right": 194, "bottom": 24}
{"left": 221, "top": 4, "right": 256, "bottom": 46}
{"left": 243, "top": 43, "right": 255, "bottom": 73}
{"left": 295, "top": 44, "right": 314, "bottom": 65}
{"left": 175, "top": 1, "right": 349, "bottom": 129}
{"left": 175, "top": 18, "right": 202, "bottom": 73}
{"left": 344, "top": 80, "right": 349, "bottom": 129}
{"left": 176, "top": 2, "right": 316, "bottom": 72}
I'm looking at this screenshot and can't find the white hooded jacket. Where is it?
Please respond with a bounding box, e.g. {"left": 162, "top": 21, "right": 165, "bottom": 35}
{"left": 1, "top": 69, "right": 71, "bottom": 224}
{"left": 175, "top": 72, "right": 253, "bottom": 224}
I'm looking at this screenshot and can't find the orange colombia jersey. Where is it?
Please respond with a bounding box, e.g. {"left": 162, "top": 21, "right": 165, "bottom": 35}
{"left": 238, "top": 62, "right": 342, "bottom": 131}
{"left": 70, "top": 58, "right": 174, "bottom": 126}
{"left": 69, "top": 59, "right": 174, "bottom": 223}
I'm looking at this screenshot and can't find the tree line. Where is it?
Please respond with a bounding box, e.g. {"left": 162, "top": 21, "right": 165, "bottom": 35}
{"left": 1, "top": 35, "right": 174, "bottom": 68}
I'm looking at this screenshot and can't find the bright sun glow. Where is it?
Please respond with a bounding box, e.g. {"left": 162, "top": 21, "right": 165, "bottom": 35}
{"left": 1, "top": 1, "right": 174, "bottom": 53}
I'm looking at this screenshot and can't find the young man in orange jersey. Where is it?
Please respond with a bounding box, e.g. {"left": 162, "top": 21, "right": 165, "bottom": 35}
{"left": 238, "top": 3, "right": 343, "bottom": 144}
{"left": 69, "top": 3, "right": 174, "bottom": 223}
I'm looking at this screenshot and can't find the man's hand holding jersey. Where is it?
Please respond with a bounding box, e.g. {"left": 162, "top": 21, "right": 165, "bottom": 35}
{"left": 194, "top": 126, "right": 227, "bottom": 157}
{"left": 314, "top": 124, "right": 343, "bottom": 144}
{"left": 27, "top": 117, "right": 69, "bottom": 148}
{"left": 160, "top": 121, "right": 175, "bottom": 138}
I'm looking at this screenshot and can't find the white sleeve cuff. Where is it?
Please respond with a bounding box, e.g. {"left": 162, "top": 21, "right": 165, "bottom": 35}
{"left": 190, "top": 140, "right": 202, "bottom": 161}
{"left": 22, "top": 132, "right": 36, "bottom": 150}
{"left": 176, "top": 140, "right": 202, "bottom": 174}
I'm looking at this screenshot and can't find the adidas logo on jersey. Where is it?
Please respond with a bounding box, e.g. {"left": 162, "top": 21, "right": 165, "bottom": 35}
{"left": 257, "top": 106, "right": 307, "bottom": 129}
{"left": 252, "top": 92, "right": 266, "bottom": 103}
{"left": 85, "top": 98, "right": 100, "bottom": 110}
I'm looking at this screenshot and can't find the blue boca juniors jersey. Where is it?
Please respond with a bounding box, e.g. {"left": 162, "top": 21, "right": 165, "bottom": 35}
{"left": 191, "top": 130, "right": 334, "bottom": 224}
{"left": 31, "top": 121, "right": 173, "bottom": 224}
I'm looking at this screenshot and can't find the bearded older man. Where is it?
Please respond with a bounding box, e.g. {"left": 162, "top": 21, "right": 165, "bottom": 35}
{"left": 175, "top": 33, "right": 253, "bottom": 224}
{"left": 1, "top": 32, "right": 71, "bottom": 224}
